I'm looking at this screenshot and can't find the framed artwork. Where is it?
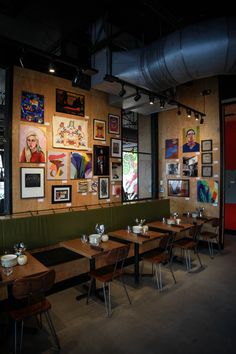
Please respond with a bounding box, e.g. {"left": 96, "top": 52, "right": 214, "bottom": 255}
{"left": 201, "top": 139, "right": 212, "bottom": 152}
{"left": 19, "top": 124, "right": 46, "bottom": 163}
{"left": 70, "top": 152, "right": 92, "bottom": 179}
{"left": 21, "top": 91, "right": 44, "bottom": 124}
{"left": 88, "top": 179, "right": 98, "bottom": 193}
{"left": 182, "top": 156, "right": 198, "bottom": 177}
{"left": 202, "top": 152, "right": 212, "bottom": 164}
{"left": 166, "top": 162, "right": 180, "bottom": 176}
{"left": 20, "top": 167, "right": 45, "bottom": 199}
{"left": 197, "top": 180, "right": 218, "bottom": 204}
{"left": 93, "top": 119, "right": 106, "bottom": 141}
{"left": 167, "top": 179, "right": 190, "bottom": 197}
{"left": 202, "top": 165, "right": 213, "bottom": 177}
{"left": 56, "top": 89, "right": 85, "bottom": 117}
{"left": 108, "top": 114, "right": 120, "bottom": 135}
{"left": 165, "top": 139, "right": 178, "bottom": 159}
{"left": 77, "top": 181, "right": 88, "bottom": 193}
{"left": 112, "top": 184, "right": 122, "bottom": 197}
{"left": 47, "top": 151, "right": 68, "bottom": 180}
{"left": 111, "top": 161, "right": 122, "bottom": 181}
{"left": 182, "top": 127, "right": 200, "bottom": 153}
{"left": 93, "top": 145, "right": 110, "bottom": 175}
{"left": 99, "top": 177, "right": 109, "bottom": 199}
{"left": 52, "top": 115, "right": 88, "bottom": 150}
{"left": 110, "top": 138, "right": 122, "bottom": 158}
{"left": 51, "top": 185, "right": 72, "bottom": 204}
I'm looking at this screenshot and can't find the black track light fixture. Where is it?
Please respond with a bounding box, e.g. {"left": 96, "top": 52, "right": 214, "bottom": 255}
{"left": 200, "top": 116, "right": 204, "bottom": 124}
{"left": 149, "top": 96, "right": 155, "bottom": 105}
{"left": 160, "top": 99, "right": 165, "bottom": 109}
{"left": 134, "top": 89, "right": 141, "bottom": 102}
{"left": 119, "top": 83, "right": 126, "bottom": 97}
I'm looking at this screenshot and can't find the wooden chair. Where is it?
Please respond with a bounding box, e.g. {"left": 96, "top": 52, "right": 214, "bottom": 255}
{"left": 141, "top": 234, "right": 176, "bottom": 291}
{"left": 86, "top": 245, "right": 131, "bottom": 317}
{"left": 200, "top": 218, "right": 222, "bottom": 258}
{"left": 172, "top": 224, "right": 203, "bottom": 271}
{"left": 8, "top": 269, "right": 60, "bottom": 354}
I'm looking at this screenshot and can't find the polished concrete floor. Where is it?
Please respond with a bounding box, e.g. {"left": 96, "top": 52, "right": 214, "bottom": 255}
{"left": 2, "top": 234, "right": 236, "bottom": 354}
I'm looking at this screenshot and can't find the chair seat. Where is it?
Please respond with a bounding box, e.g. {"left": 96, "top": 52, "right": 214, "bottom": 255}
{"left": 9, "top": 299, "right": 51, "bottom": 321}
{"left": 201, "top": 231, "right": 216, "bottom": 239}
{"left": 175, "top": 240, "right": 197, "bottom": 249}
{"left": 89, "top": 265, "right": 122, "bottom": 283}
{"left": 142, "top": 250, "right": 169, "bottom": 264}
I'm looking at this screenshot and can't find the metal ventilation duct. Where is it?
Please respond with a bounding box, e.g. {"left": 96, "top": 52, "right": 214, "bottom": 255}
{"left": 110, "top": 16, "right": 236, "bottom": 93}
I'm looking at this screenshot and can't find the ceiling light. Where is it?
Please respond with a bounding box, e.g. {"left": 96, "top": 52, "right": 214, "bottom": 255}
{"left": 119, "top": 84, "right": 126, "bottom": 97}
{"left": 134, "top": 90, "right": 141, "bottom": 102}
{"left": 194, "top": 112, "right": 199, "bottom": 120}
{"left": 200, "top": 116, "right": 204, "bottom": 124}
{"left": 160, "top": 99, "right": 165, "bottom": 109}
{"left": 187, "top": 109, "right": 191, "bottom": 117}
{"left": 48, "top": 63, "right": 55, "bottom": 73}
{"left": 149, "top": 96, "right": 155, "bottom": 105}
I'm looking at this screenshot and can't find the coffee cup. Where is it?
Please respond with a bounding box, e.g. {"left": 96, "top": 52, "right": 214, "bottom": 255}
{"left": 176, "top": 218, "right": 181, "bottom": 225}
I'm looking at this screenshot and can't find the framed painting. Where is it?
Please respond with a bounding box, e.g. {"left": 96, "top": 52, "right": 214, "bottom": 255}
{"left": 112, "top": 184, "right": 122, "bottom": 197}
{"left": 93, "top": 145, "right": 110, "bottom": 175}
{"left": 51, "top": 185, "right": 72, "bottom": 204}
{"left": 111, "top": 161, "right": 122, "bottom": 181}
{"left": 166, "top": 162, "right": 180, "bottom": 176}
{"left": 20, "top": 167, "right": 45, "bottom": 199}
{"left": 110, "top": 138, "right": 122, "bottom": 158}
{"left": 70, "top": 152, "right": 92, "bottom": 179}
{"left": 47, "top": 151, "right": 68, "bottom": 180}
{"left": 182, "top": 127, "right": 200, "bottom": 153}
{"left": 21, "top": 91, "right": 44, "bottom": 124}
{"left": 88, "top": 179, "right": 98, "bottom": 193}
{"left": 167, "top": 179, "right": 190, "bottom": 197}
{"left": 53, "top": 115, "right": 88, "bottom": 150}
{"left": 56, "top": 89, "right": 85, "bottom": 117}
{"left": 108, "top": 114, "right": 120, "bottom": 135}
{"left": 19, "top": 124, "right": 46, "bottom": 163}
{"left": 202, "top": 152, "right": 212, "bottom": 164}
{"left": 201, "top": 139, "right": 212, "bottom": 152}
{"left": 77, "top": 181, "right": 88, "bottom": 193}
{"left": 202, "top": 165, "right": 213, "bottom": 178}
{"left": 197, "top": 180, "right": 218, "bottom": 204}
{"left": 165, "top": 139, "right": 178, "bottom": 159}
{"left": 99, "top": 177, "right": 109, "bottom": 199}
{"left": 93, "top": 119, "right": 106, "bottom": 141}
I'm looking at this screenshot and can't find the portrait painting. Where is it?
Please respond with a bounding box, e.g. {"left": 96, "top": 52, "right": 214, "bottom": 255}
{"left": 182, "top": 127, "right": 200, "bottom": 153}
{"left": 53, "top": 116, "right": 88, "bottom": 150}
{"left": 93, "top": 145, "right": 110, "bottom": 175}
{"left": 56, "top": 89, "right": 85, "bottom": 117}
{"left": 70, "top": 152, "right": 92, "bottom": 179}
{"left": 108, "top": 114, "right": 120, "bottom": 135}
{"left": 21, "top": 91, "right": 44, "bottom": 124}
{"left": 93, "top": 119, "right": 106, "bottom": 141}
{"left": 47, "top": 151, "right": 68, "bottom": 180}
{"left": 19, "top": 124, "right": 46, "bottom": 163}
{"left": 197, "top": 180, "right": 218, "bottom": 204}
{"left": 165, "top": 139, "right": 178, "bottom": 159}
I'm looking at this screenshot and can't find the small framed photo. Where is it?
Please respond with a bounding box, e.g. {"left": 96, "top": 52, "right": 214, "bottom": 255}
{"left": 52, "top": 185, "right": 72, "bottom": 204}
{"left": 202, "top": 152, "right": 212, "bottom": 164}
{"left": 202, "top": 165, "right": 213, "bottom": 177}
{"left": 93, "top": 119, "right": 106, "bottom": 141}
{"left": 99, "top": 177, "right": 109, "bottom": 199}
{"left": 110, "top": 138, "right": 122, "bottom": 158}
{"left": 20, "top": 167, "right": 45, "bottom": 199}
{"left": 108, "top": 114, "right": 120, "bottom": 135}
{"left": 93, "top": 145, "right": 110, "bottom": 175}
{"left": 201, "top": 139, "right": 212, "bottom": 152}
{"left": 167, "top": 179, "right": 190, "bottom": 197}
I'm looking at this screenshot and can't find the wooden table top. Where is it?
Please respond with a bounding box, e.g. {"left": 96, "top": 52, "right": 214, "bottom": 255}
{"left": 0, "top": 251, "right": 49, "bottom": 286}
{"left": 61, "top": 238, "right": 126, "bottom": 259}
{"left": 108, "top": 229, "right": 166, "bottom": 244}
{"left": 147, "top": 220, "right": 193, "bottom": 233}
{"left": 181, "top": 216, "right": 214, "bottom": 225}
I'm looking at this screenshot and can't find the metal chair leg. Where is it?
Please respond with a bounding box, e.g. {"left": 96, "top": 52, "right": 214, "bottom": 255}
{"left": 44, "top": 311, "right": 61, "bottom": 350}
{"left": 121, "top": 278, "right": 132, "bottom": 304}
{"left": 102, "top": 282, "right": 109, "bottom": 317}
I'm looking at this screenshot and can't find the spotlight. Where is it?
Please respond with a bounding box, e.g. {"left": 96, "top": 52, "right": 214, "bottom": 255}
{"left": 194, "top": 112, "right": 199, "bottom": 120}
{"left": 187, "top": 109, "right": 191, "bottom": 117}
{"left": 149, "top": 96, "right": 155, "bottom": 105}
{"left": 119, "top": 84, "right": 126, "bottom": 97}
{"left": 72, "top": 69, "right": 82, "bottom": 86}
{"left": 177, "top": 105, "right": 181, "bottom": 115}
{"left": 200, "top": 116, "right": 204, "bottom": 124}
{"left": 160, "top": 99, "right": 165, "bottom": 109}
{"left": 48, "top": 63, "right": 55, "bottom": 73}
{"left": 134, "top": 90, "right": 141, "bottom": 102}
{"left": 19, "top": 56, "right": 24, "bottom": 68}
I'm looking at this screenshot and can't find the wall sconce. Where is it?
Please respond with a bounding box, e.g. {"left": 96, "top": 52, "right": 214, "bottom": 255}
{"left": 134, "top": 89, "right": 141, "bottom": 102}
{"left": 119, "top": 83, "right": 126, "bottom": 97}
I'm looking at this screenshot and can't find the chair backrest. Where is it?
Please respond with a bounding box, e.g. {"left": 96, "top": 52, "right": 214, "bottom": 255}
{"left": 159, "top": 234, "right": 176, "bottom": 254}
{"left": 211, "top": 218, "right": 220, "bottom": 235}
{"left": 102, "top": 245, "right": 130, "bottom": 279}
{"left": 12, "top": 269, "right": 55, "bottom": 304}
{"left": 190, "top": 224, "right": 203, "bottom": 243}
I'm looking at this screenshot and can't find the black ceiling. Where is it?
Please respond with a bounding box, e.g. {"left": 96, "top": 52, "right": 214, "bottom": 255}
{"left": 0, "top": 0, "right": 234, "bottom": 81}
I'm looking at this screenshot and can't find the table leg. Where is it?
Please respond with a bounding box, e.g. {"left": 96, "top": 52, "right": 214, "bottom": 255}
{"left": 134, "top": 243, "right": 140, "bottom": 284}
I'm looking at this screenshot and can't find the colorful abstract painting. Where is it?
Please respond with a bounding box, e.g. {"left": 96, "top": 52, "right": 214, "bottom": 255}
{"left": 77, "top": 181, "right": 88, "bottom": 193}
{"left": 197, "top": 180, "right": 218, "bottom": 204}
{"left": 165, "top": 139, "right": 178, "bottom": 159}
{"left": 70, "top": 152, "right": 92, "bottom": 179}
{"left": 21, "top": 91, "right": 44, "bottom": 124}
{"left": 88, "top": 179, "right": 98, "bottom": 193}
{"left": 47, "top": 151, "right": 67, "bottom": 180}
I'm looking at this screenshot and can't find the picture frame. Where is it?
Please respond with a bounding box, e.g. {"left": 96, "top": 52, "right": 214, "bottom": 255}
{"left": 202, "top": 165, "right": 213, "bottom": 177}
{"left": 19, "top": 124, "right": 46, "bottom": 163}
{"left": 99, "top": 177, "right": 109, "bottom": 199}
{"left": 202, "top": 152, "right": 212, "bottom": 164}
{"left": 110, "top": 138, "right": 122, "bottom": 158}
{"left": 56, "top": 89, "right": 85, "bottom": 117}
{"left": 201, "top": 139, "right": 212, "bottom": 152}
{"left": 47, "top": 151, "right": 68, "bottom": 180}
{"left": 93, "top": 119, "right": 106, "bottom": 141}
{"left": 51, "top": 185, "right": 72, "bottom": 204}
{"left": 111, "top": 161, "right": 122, "bottom": 181}
{"left": 21, "top": 91, "right": 44, "bottom": 124}
{"left": 165, "top": 138, "right": 178, "bottom": 159}
{"left": 108, "top": 114, "right": 120, "bottom": 135}
{"left": 167, "top": 179, "right": 190, "bottom": 197}
{"left": 20, "top": 167, "right": 45, "bottom": 199}
{"left": 93, "top": 145, "right": 110, "bottom": 175}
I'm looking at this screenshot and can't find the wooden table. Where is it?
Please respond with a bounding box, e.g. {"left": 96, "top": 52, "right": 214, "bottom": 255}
{"left": 108, "top": 229, "right": 166, "bottom": 284}
{"left": 147, "top": 220, "right": 193, "bottom": 234}
{"left": 181, "top": 216, "right": 214, "bottom": 225}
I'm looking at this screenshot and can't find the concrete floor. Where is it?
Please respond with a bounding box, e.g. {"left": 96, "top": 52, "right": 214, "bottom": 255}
{"left": 2, "top": 234, "right": 236, "bottom": 354}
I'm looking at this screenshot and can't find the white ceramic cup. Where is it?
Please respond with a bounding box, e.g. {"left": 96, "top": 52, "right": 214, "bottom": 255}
{"left": 176, "top": 218, "right": 181, "bottom": 225}
{"left": 17, "top": 254, "right": 28, "bottom": 266}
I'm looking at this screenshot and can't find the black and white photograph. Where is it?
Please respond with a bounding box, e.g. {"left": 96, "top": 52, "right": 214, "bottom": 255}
{"left": 166, "top": 162, "right": 180, "bottom": 176}
{"left": 20, "top": 167, "right": 45, "bottom": 199}
{"left": 182, "top": 155, "right": 198, "bottom": 177}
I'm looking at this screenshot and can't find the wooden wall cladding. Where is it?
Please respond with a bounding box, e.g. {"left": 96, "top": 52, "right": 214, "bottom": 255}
{"left": 12, "top": 67, "right": 121, "bottom": 213}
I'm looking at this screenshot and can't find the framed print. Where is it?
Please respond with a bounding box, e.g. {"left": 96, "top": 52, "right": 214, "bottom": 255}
{"left": 202, "top": 165, "right": 213, "bottom": 177}
{"left": 167, "top": 179, "right": 190, "bottom": 197}
{"left": 108, "top": 114, "right": 120, "bottom": 135}
{"left": 56, "top": 89, "right": 85, "bottom": 117}
{"left": 19, "top": 124, "right": 46, "bottom": 163}
{"left": 112, "top": 184, "right": 122, "bottom": 197}
{"left": 201, "top": 139, "right": 212, "bottom": 152}
{"left": 93, "top": 145, "right": 109, "bottom": 175}
{"left": 70, "top": 152, "right": 92, "bottom": 179}
{"left": 165, "top": 138, "right": 178, "bottom": 159}
{"left": 77, "top": 181, "right": 88, "bottom": 193}
{"left": 202, "top": 152, "right": 212, "bottom": 164}
{"left": 166, "top": 162, "right": 180, "bottom": 176}
{"left": 111, "top": 161, "right": 122, "bottom": 181}
{"left": 20, "top": 167, "right": 44, "bottom": 199}
{"left": 197, "top": 180, "right": 218, "bottom": 204}
{"left": 110, "top": 138, "right": 121, "bottom": 158}
{"left": 53, "top": 115, "right": 88, "bottom": 150}
{"left": 21, "top": 91, "right": 44, "bottom": 124}
{"left": 182, "top": 126, "right": 200, "bottom": 153}
{"left": 93, "top": 119, "right": 106, "bottom": 141}
{"left": 99, "top": 177, "right": 109, "bottom": 199}
{"left": 182, "top": 155, "right": 198, "bottom": 177}
{"left": 88, "top": 179, "right": 98, "bottom": 193}
{"left": 47, "top": 151, "right": 68, "bottom": 180}
{"left": 51, "top": 185, "right": 72, "bottom": 204}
